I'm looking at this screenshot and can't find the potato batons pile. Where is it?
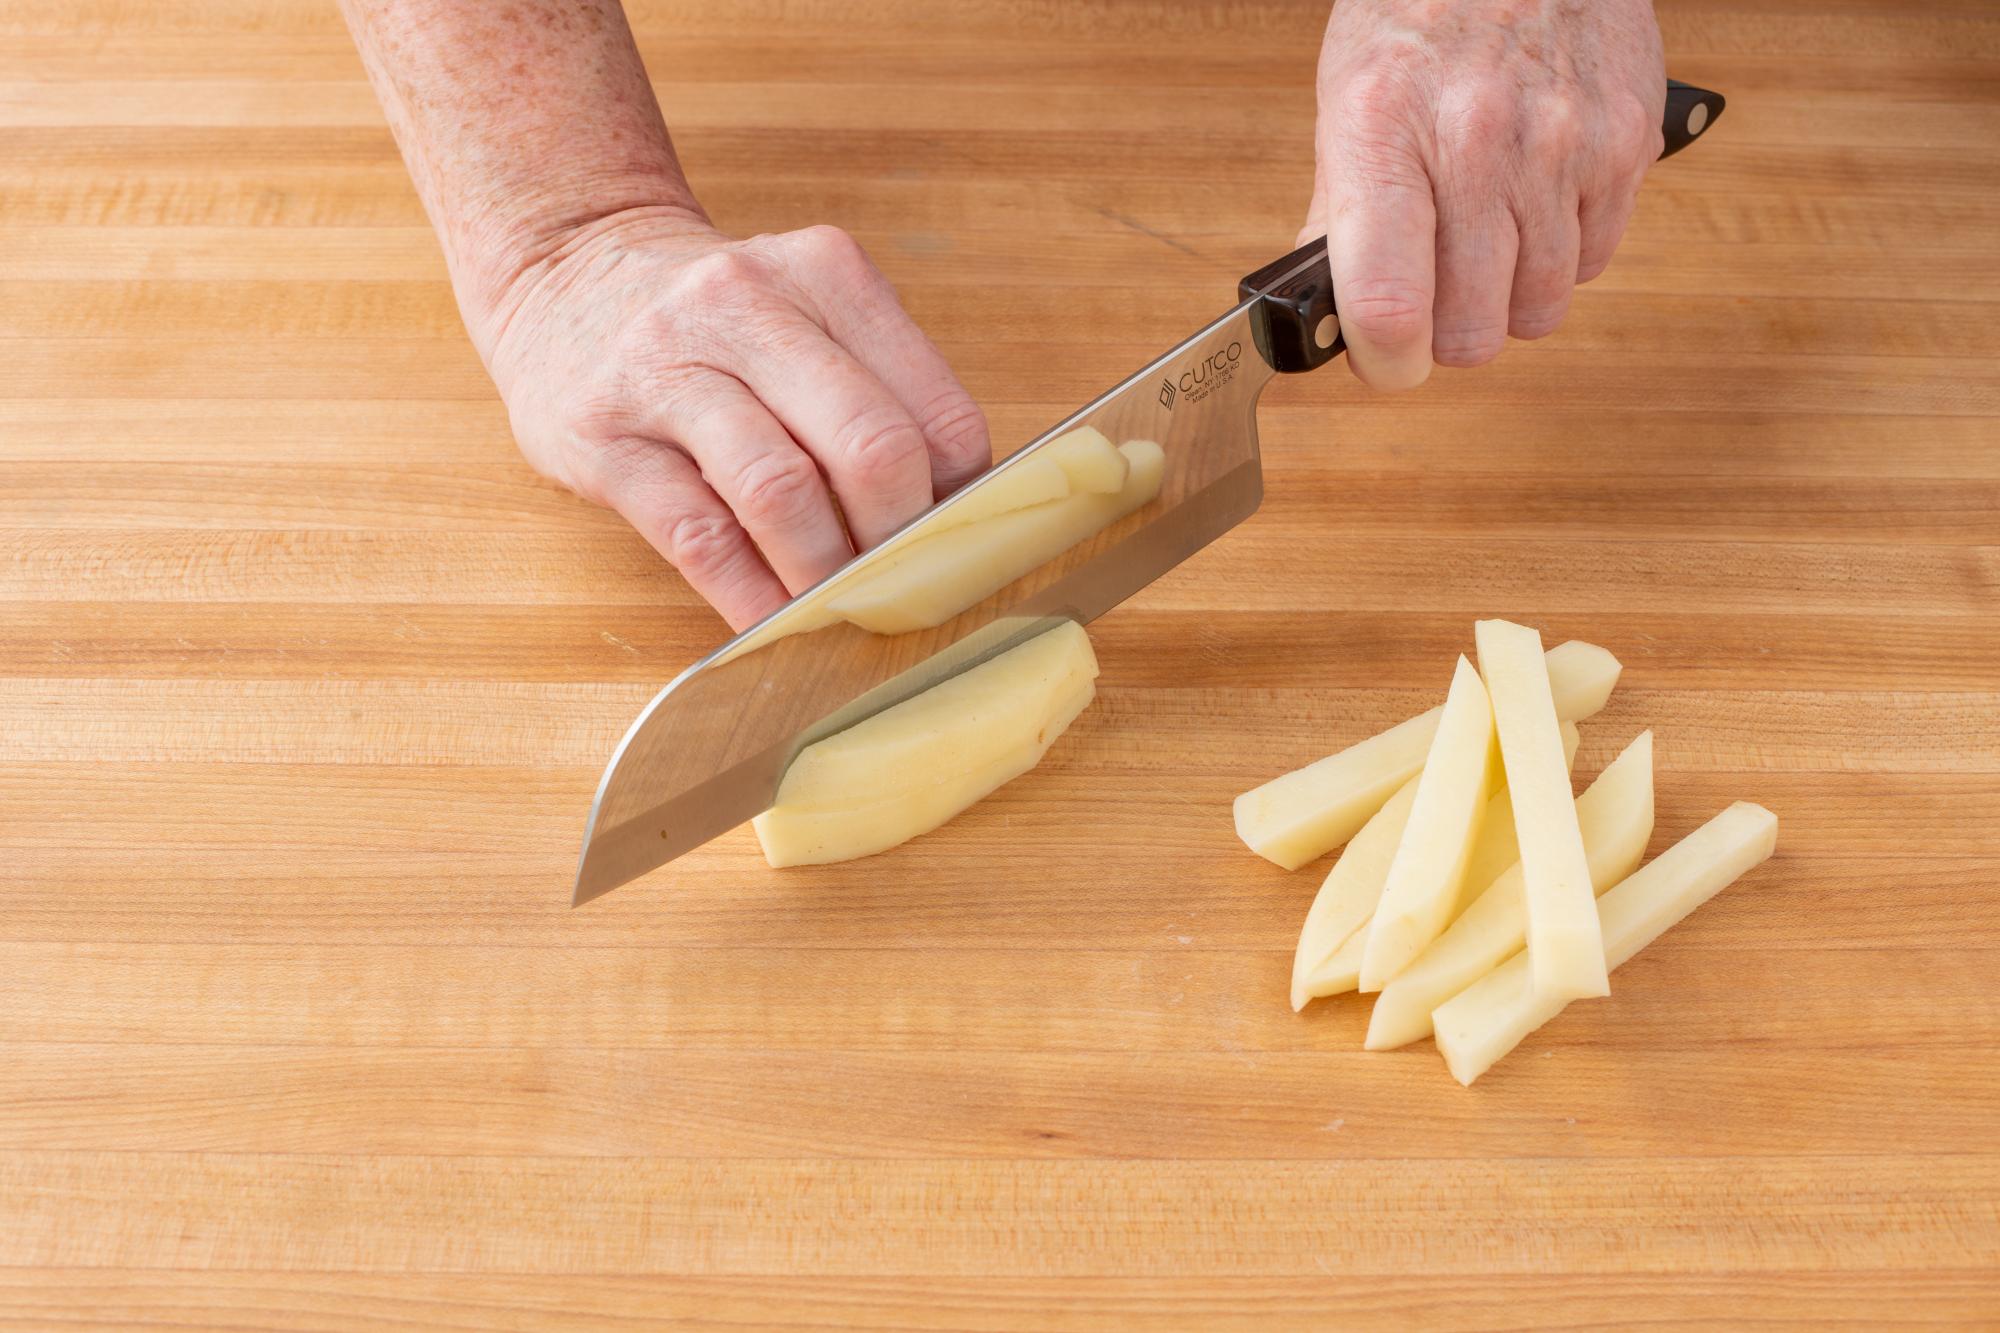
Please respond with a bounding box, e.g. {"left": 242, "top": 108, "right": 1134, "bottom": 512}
{"left": 1235, "top": 620, "right": 1778, "bottom": 1085}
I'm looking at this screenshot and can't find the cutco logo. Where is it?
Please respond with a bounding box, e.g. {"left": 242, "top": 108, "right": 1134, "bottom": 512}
{"left": 1162, "top": 340, "right": 1243, "bottom": 410}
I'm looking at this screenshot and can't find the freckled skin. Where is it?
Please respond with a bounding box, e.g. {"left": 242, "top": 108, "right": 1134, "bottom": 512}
{"left": 1303, "top": 0, "right": 1665, "bottom": 387}
{"left": 339, "top": 0, "right": 1661, "bottom": 626}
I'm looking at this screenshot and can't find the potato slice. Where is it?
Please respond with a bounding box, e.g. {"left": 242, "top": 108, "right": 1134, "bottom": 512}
{"left": 772, "top": 619, "right": 1096, "bottom": 810}
{"left": 1457, "top": 720, "right": 1583, "bottom": 915}
{"left": 1290, "top": 776, "right": 1418, "bottom": 1010}
{"left": 1357, "top": 657, "right": 1496, "bottom": 992}
{"left": 1291, "top": 721, "right": 1578, "bottom": 1010}
{"left": 1364, "top": 731, "right": 1655, "bottom": 1051}
{"left": 1038, "top": 425, "right": 1130, "bottom": 494}
{"left": 1235, "top": 640, "right": 1621, "bottom": 871}
{"left": 1476, "top": 619, "right": 1608, "bottom": 1000}
{"left": 1432, "top": 801, "right": 1778, "bottom": 1085}
{"left": 753, "top": 621, "right": 1097, "bottom": 866}
{"left": 923, "top": 454, "right": 1071, "bottom": 535}
{"left": 831, "top": 440, "right": 1164, "bottom": 635}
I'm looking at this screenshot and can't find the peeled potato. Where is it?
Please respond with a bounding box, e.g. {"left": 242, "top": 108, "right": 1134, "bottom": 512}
{"left": 924, "top": 454, "right": 1072, "bottom": 534}
{"left": 1291, "top": 721, "right": 1578, "bottom": 1010}
{"left": 754, "top": 621, "right": 1098, "bottom": 866}
{"left": 1433, "top": 801, "right": 1777, "bottom": 1086}
{"left": 1357, "top": 656, "right": 1496, "bottom": 992}
{"left": 1235, "top": 640, "right": 1622, "bottom": 871}
{"left": 831, "top": 440, "right": 1165, "bottom": 635}
{"left": 1477, "top": 618, "right": 1609, "bottom": 1000}
{"left": 1038, "top": 425, "right": 1131, "bottom": 494}
{"left": 1363, "top": 730, "right": 1655, "bottom": 1051}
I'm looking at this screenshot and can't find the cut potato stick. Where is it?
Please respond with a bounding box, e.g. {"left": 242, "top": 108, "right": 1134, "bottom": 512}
{"left": 1476, "top": 619, "right": 1609, "bottom": 1000}
{"left": 1293, "top": 723, "right": 1578, "bottom": 1010}
{"left": 1432, "top": 801, "right": 1779, "bottom": 1086}
{"left": 1357, "top": 657, "right": 1496, "bottom": 991}
{"left": 1236, "top": 641, "right": 1622, "bottom": 871}
{"left": 924, "top": 454, "right": 1072, "bottom": 534}
{"left": 1038, "top": 426, "right": 1130, "bottom": 494}
{"left": 754, "top": 621, "right": 1097, "bottom": 865}
{"left": 831, "top": 440, "right": 1163, "bottom": 635}
{"left": 1457, "top": 720, "right": 1581, "bottom": 917}
{"left": 1291, "top": 776, "right": 1419, "bottom": 1010}
{"left": 1364, "top": 731, "right": 1655, "bottom": 1050}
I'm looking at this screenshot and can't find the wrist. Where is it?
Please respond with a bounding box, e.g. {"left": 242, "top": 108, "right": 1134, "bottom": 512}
{"left": 456, "top": 189, "right": 712, "bottom": 357}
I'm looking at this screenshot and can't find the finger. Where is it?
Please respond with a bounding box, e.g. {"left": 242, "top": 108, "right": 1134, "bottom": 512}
{"left": 1430, "top": 191, "right": 1519, "bottom": 369}
{"left": 799, "top": 229, "right": 993, "bottom": 499}
{"left": 1297, "top": 156, "right": 1327, "bottom": 248}
{"left": 594, "top": 437, "right": 790, "bottom": 633}
{"left": 1577, "top": 184, "right": 1639, "bottom": 284}
{"left": 1508, "top": 190, "right": 1583, "bottom": 340}
{"left": 660, "top": 374, "right": 855, "bottom": 593}
{"left": 731, "top": 317, "right": 937, "bottom": 549}
{"left": 1323, "top": 134, "right": 1436, "bottom": 391}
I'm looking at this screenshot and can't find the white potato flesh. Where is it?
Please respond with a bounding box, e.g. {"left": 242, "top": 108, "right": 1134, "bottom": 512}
{"left": 1457, "top": 720, "right": 1581, "bottom": 915}
{"left": 1038, "top": 426, "right": 1131, "bottom": 494}
{"left": 1357, "top": 657, "right": 1496, "bottom": 992}
{"left": 1364, "top": 731, "right": 1655, "bottom": 1050}
{"left": 1292, "top": 722, "right": 1578, "bottom": 1009}
{"left": 1236, "top": 640, "right": 1621, "bottom": 872}
{"left": 753, "top": 621, "right": 1098, "bottom": 866}
{"left": 1291, "top": 774, "right": 1419, "bottom": 1010}
{"left": 831, "top": 440, "right": 1164, "bottom": 635}
{"left": 924, "top": 454, "right": 1072, "bottom": 534}
{"left": 1432, "top": 801, "right": 1778, "bottom": 1085}
{"left": 1476, "top": 619, "right": 1609, "bottom": 1000}
{"left": 772, "top": 619, "right": 1097, "bottom": 808}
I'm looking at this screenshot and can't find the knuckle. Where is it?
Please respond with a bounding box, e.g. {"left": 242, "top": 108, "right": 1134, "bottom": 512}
{"left": 1508, "top": 301, "right": 1568, "bottom": 341}
{"left": 835, "top": 410, "right": 927, "bottom": 482}
{"left": 1431, "top": 321, "right": 1506, "bottom": 369}
{"left": 917, "top": 392, "right": 991, "bottom": 472}
{"left": 658, "top": 508, "right": 746, "bottom": 581}
{"left": 1438, "top": 88, "right": 1516, "bottom": 160}
{"left": 674, "top": 249, "right": 769, "bottom": 305}
{"left": 731, "top": 449, "right": 825, "bottom": 528}
{"left": 1338, "top": 278, "right": 1432, "bottom": 349}
{"left": 794, "top": 223, "right": 871, "bottom": 275}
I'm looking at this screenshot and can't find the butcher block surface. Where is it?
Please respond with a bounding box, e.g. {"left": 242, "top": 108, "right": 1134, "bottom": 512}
{"left": 3, "top": 0, "right": 1998, "bottom": 1327}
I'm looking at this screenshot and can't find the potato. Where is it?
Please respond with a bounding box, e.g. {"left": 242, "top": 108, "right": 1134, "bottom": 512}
{"left": 1039, "top": 425, "right": 1131, "bottom": 494}
{"left": 1357, "top": 657, "right": 1496, "bottom": 992}
{"left": 831, "top": 440, "right": 1164, "bottom": 635}
{"left": 1363, "top": 731, "right": 1655, "bottom": 1051}
{"left": 1432, "top": 801, "right": 1778, "bottom": 1085}
{"left": 753, "top": 621, "right": 1098, "bottom": 866}
{"left": 1456, "top": 721, "right": 1582, "bottom": 916}
{"left": 1291, "top": 721, "right": 1578, "bottom": 1010}
{"left": 1476, "top": 618, "right": 1609, "bottom": 1000}
{"left": 1236, "top": 640, "right": 1622, "bottom": 871}
{"left": 924, "top": 454, "right": 1071, "bottom": 534}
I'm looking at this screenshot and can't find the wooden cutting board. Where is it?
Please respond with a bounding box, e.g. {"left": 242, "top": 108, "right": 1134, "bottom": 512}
{"left": 3, "top": 0, "right": 1997, "bottom": 1326}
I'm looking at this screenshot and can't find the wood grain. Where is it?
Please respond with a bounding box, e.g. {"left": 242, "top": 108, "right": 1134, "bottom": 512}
{"left": 2, "top": 0, "right": 1997, "bottom": 1327}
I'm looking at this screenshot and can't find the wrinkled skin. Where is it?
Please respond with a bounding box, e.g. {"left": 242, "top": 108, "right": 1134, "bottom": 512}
{"left": 1303, "top": 0, "right": 1666, "bottom": 389}
{"left": 346, "top": 0, "right": 1663, "bottom": 631}
{"left": 479, "top": 208, "right": 991, "bottom": 631}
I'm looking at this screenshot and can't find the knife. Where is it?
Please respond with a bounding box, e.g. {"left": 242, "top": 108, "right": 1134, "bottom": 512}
{"left": 572, "top": 79, "right": 1726, "bottom": 904}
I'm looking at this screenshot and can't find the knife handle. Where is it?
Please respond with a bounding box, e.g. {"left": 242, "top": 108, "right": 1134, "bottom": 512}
{"left": 1243, "top": 78, "right": 1725, "bottom": 375}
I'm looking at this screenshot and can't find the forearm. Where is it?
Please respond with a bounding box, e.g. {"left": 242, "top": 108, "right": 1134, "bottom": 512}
{"left": 338, "top": 0, "right": 704, "bottom": 345}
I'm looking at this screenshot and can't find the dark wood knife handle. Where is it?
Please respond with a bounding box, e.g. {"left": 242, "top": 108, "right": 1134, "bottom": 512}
{"left": 1242, "top": 78, "right": 1726, "bottom": 375}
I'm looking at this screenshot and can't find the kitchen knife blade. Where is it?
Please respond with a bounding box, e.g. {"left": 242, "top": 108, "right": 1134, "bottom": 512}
{"left": 572, "top": 80, "right": 1724, "bottom": 904}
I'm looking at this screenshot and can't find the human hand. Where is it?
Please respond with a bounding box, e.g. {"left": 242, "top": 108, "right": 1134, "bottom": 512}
{"left": 1303, "top": 0, "right": 1666, "bottom": 389}
{"left": 477, "top": 208, "right": 991, "bottom": 631}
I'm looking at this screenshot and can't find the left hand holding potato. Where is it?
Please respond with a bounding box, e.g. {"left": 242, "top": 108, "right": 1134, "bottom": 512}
{"left": 1302, "top": 0, "right": 1667, "bottom": 389}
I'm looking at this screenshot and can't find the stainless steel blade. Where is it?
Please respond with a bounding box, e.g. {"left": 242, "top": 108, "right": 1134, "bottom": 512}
{"left": 573, "top": 297, "right": 1278, "bottom": 904}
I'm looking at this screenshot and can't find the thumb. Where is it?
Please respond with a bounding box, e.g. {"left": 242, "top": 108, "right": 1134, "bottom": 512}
{"left": 1322, "top": 138, "right": 1437, "bottom": 392}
